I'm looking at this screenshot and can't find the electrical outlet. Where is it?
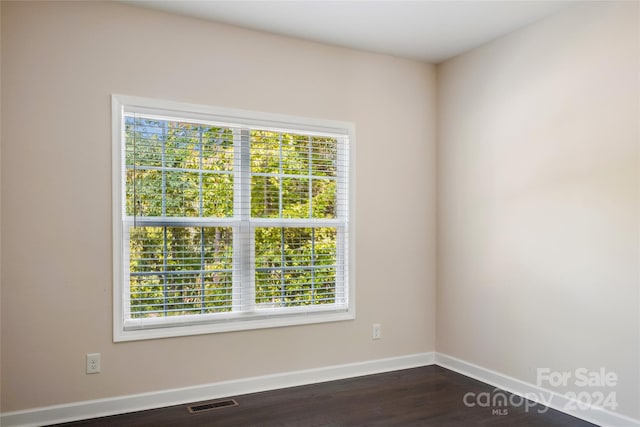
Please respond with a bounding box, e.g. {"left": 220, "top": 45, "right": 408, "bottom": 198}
{"left": 372, "top": 323, "right": 381, "bottom": 340}
{"left": 86, "top": 353, "right": 101, "bottom": 374}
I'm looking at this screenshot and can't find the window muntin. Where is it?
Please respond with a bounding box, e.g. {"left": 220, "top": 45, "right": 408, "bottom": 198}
{"left": 113, "top": 96, "right": 353, "bottom": 341}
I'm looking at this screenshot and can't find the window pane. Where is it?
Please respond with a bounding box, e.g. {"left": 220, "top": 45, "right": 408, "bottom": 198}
{"left": 254, "top": 227, "right": 337, "bottom": 307}
{"left": 203, "top": 173, "right": 234, "bottom": 217}
{"left": 312, "top": 178, "right": 336, "bottom": 219}
{"left": 129, "top": 226, "right": 233, "bottom": 318}
{"left": 125, "top": 115, "right": 234, "bottom": 218}
{"left": 164, "top": 122, "right": 200, "bottom": 169}
{"left": 126, "top": 169, "right": 163, "bottom": 216}
{"left": 250, "top": 130, "right": 280, "bottom": 174}
{"left": 201, "top": 127, "right": 234, "bottom": 172}
{"left": 250, "top": 130, "right": 339, "bottom": 219}
{"left": 125, "top": 117, "right": 163, "bottom": 167}
{"left": 165, "top": 171, "right": 199, "bottom": 217}
{"left": 251, "top": 175, "right": 279, "bottom": 218}
{"left": 282, "top": 177, "right": 309, "bottom": 218}
{"left": 163, "top": 123, "right": 235, "bottom": 171}
{"left": 310, "top": 136, "right": 338, "bottom": 177}
{"left": 281, "top": 133, "right": 309, "bottom": 175}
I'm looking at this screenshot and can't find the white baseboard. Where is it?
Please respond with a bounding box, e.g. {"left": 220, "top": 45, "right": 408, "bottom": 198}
{"left": 5, "top": 352, "right": 638, "bottom": 427}
{"left": 435, "top": 352, "right": 640, "bottom": 427}
{"left": 0, "top": 352, "right": 435, "bottom": 427}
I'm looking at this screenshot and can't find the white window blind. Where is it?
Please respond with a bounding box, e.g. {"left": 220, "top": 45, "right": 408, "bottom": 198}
{"left": 112, "top": 95, "right": 354, "bottom": 341}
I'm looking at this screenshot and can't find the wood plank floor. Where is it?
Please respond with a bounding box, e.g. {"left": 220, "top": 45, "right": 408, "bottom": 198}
{"left": 54, "top": 366, "right": 596, "bottom": 426}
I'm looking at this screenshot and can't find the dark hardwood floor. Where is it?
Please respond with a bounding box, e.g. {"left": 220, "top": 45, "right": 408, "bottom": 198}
{"left": 54, "top": 366, "right": 596, "bottom": 426}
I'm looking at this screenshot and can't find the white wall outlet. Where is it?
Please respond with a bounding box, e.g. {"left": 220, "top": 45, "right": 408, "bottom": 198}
{"left": 372, "top": 323, "right": 381, "bottom": 340}
{"left": 86, "top": 353, "right": 101, "bottom": 374}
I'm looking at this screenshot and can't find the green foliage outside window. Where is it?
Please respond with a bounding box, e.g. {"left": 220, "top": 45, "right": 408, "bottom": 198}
{"left": 125, "top": 116, "right": 340, "bottom": 318}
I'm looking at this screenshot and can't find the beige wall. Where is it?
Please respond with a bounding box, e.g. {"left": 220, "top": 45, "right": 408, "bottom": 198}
{"left": 437, "top": 1, "right": 640, "bottom": 419}
{"left": 0, "top": 1, "right": 437, "bottom": 411}
{"left": 4, "top": 0, "right": 638, "bottom": 420}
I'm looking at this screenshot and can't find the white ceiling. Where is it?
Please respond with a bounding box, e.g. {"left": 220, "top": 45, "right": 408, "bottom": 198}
{"left": 123, "top": 1, "right": 574, "bottom": 63}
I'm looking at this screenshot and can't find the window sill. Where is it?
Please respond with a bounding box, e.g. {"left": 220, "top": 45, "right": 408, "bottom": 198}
{"left": 114, "top": 309, "right": 355, "bottom": 342}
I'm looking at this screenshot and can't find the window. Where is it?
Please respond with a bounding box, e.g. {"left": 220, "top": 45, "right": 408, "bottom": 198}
{"left": 112, "top": 95, "right": 354, "bottom": 341}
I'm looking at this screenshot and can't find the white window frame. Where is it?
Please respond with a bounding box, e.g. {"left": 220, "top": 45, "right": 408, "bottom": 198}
{"left": 112, "top": 95, "right": 355, "bottom": 342}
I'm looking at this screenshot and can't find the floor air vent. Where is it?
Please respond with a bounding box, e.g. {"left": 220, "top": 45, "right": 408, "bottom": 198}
{"left": 187, "top": 398, "right": 239, "bottom": 414}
